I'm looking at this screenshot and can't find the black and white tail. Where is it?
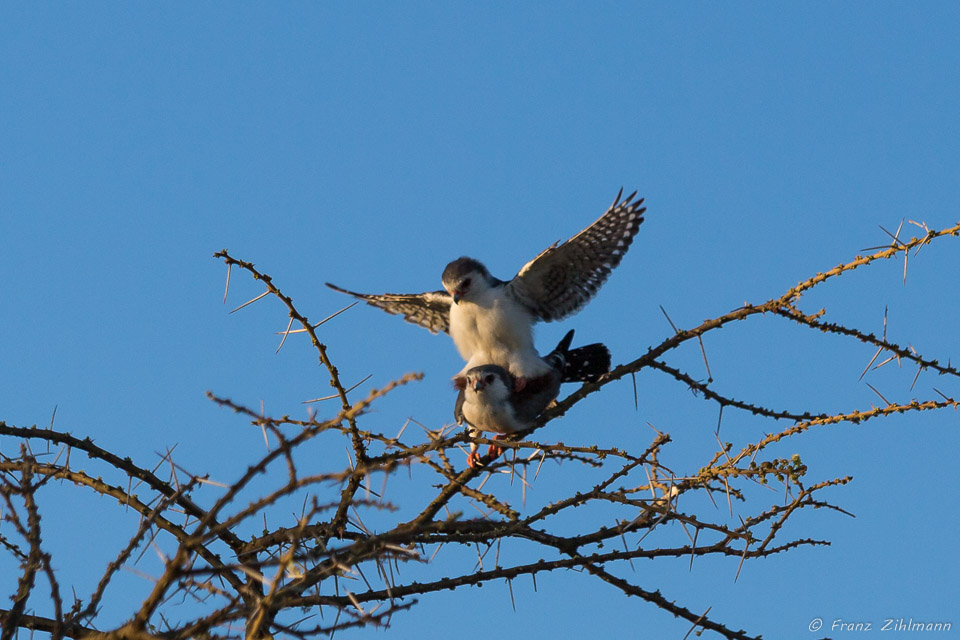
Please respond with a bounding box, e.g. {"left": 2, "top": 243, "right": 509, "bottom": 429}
{"left": 544, "top": 330, "right": 611, "bottom": 384}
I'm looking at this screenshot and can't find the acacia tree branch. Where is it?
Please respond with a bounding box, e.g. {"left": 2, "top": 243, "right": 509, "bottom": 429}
{"left": 0, "top": 423, "right": 246, "bottom": 556}
{"left": 579, "top": 561, "right": 761, "bottom": 640}
{"left": 772, "top": 305, "right": 960, "bottom": 380}
{"left": 1, "top": 222, "right": 956, "bottom": 640}
{"left": 0, "top": 612, "right": 94, "bottom": 640}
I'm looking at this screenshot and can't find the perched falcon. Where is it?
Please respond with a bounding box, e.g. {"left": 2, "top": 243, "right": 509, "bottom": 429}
{"left": 454, "top": 329, "right": 610, "bottom": 467}
{"left": 326, "top": 189, "right": 645, "bottom": 381}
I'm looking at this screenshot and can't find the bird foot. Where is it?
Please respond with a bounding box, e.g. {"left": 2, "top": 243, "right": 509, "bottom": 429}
{"left": 487, "top": 434, "right": 506, "bottom": 459}
{"left": 467, "top": 451, "right": 484, "bottom": 468}
{"left": 467, "top": 441, "right": 484, "bottom": 469}
{"left": 466, "top": 436, "right": 506, "bottom": 468}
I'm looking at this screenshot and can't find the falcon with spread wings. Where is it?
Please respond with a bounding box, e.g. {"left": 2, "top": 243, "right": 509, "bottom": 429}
{"left": 327, "top": 189, "right": 645, "bottom": 384}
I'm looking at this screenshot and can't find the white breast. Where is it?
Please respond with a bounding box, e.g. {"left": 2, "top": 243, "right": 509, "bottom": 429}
{"left": 449, "top": 287, "right": 551, "bottom": 379}
{"left": 461, "top": 391, "right": 525, "bottom": 434}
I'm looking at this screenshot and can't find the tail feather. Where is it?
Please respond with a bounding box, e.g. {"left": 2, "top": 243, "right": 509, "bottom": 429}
{"left": 553, "top": 329, "right": 575, "bottom": 355}
{"left": 544, "top": 329, "right": 611, "bottom": 383}
{"left": 561, "top": 343, "right": 611, "bottom": 383}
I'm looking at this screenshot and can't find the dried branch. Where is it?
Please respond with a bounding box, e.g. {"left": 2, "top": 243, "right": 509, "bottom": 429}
{"left": 0, "top": 222, "right": 956, "bottom": 640}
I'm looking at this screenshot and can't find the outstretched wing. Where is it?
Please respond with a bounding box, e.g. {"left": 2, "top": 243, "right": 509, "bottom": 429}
{"left": 507, "top": 189, "right": 646, "bottom": 322}
{"left": 325, "top": 283, "right": 452, "bottom": 334}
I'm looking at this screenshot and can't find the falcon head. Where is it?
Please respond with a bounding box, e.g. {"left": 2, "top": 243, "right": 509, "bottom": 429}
{"left": 464, "top": 364, "right": 512, "bottom": 400}
{"left": 442, "top": 257, "right": 494, "bottom": 304}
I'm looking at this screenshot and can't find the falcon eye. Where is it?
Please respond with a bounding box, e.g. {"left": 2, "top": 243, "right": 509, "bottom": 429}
{"left": 461, "top": 277, "right": 472, "bottom": 289}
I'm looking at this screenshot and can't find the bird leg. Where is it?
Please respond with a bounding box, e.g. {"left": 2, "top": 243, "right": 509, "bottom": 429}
{"left": 466, "top": 442, "right": 483, "bottom": 469}
{"left": 488, "top": 434, "right": 506, "bottom": 459}
{"left": 466, "top": 436, "right": 507, "bottom": 468}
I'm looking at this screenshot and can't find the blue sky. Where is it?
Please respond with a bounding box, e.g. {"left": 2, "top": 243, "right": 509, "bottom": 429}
{"left": 1, "top": 3, "right": 958, "bottom": 638}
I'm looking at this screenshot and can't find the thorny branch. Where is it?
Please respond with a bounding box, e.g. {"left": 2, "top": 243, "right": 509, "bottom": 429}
{"left": 0, "top": 221, "right": 957, "bottom": 640}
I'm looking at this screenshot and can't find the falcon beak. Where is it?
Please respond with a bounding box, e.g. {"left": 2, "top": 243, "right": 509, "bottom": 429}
{"left": 453, "top": 292, "right": 462, "bottom": 304}
{"left": 473, "top": 379, "right": 484, "bottom": 391}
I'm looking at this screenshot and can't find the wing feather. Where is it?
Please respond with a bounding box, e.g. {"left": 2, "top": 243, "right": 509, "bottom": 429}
{"left": 508, "top": 190, "right": 646, "bottom": 321}
{"left": 325, "top": 283, "right": 451, "bottom": 334}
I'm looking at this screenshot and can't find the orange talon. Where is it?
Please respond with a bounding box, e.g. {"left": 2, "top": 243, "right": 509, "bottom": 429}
{"left": 487, "top": 434, "right": 506, "bottom": 460}
{"left": 467, "top": 451, "right": 483, "bottom": 468}
{"left": 467, "top": 435, "right": 507, "bottom": 468}
{"left": 467, "top": 442, "right": 483, "bottom": 469}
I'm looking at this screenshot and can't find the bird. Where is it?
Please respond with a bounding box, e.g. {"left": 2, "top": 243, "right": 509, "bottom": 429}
{"left": 454, "top": 329, "right": 611, "bottom": 467}
{"left": 326, "top": 189, "right": 644, "bottom": 385}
